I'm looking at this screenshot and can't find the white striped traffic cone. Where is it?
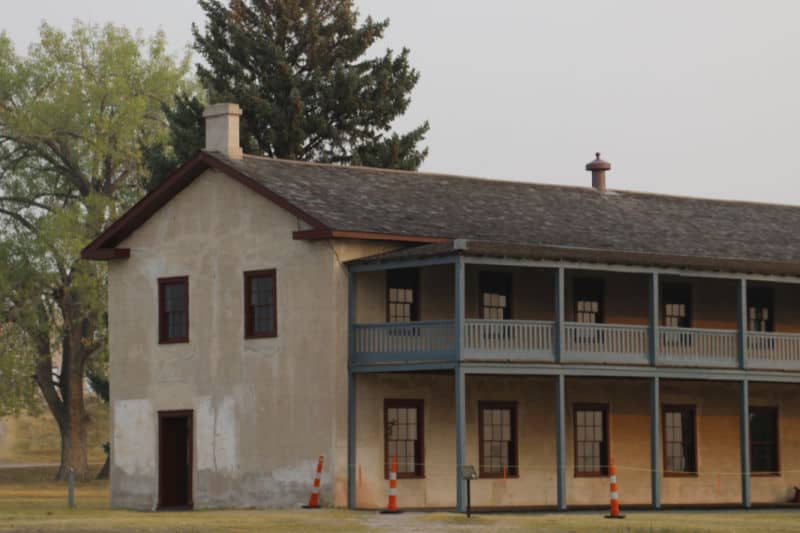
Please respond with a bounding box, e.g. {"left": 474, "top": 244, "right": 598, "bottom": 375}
{"left": 380, "top": 456, "right": 400, "bottom": 513}
{"left": 303, "top": 455, "right": 324, "bottom": 509}
{"left": 604, "top": 457, "right": 625, "bottom": 519}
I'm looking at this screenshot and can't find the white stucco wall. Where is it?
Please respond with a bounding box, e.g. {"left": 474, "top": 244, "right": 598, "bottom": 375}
{"left": 107, "top": 169, "right": 400, "bottom": 509}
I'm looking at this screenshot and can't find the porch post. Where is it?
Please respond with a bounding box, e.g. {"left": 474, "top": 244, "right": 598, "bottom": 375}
{"left": 739, "top": 379, "right": 751, "bottom": 508}
{"left": 554, "top": 267, "right": 565, "bottom": 362}
{"left": 347, "top": 371, "right": 356, "bottom": 509}
{"left": 455, "top": 366, "right": 467, "bottom": 512}
{"left": 454, "top": 257, "right": 467, "bottom": 512}
{"left": 737, "top": 279, "right": 748, "bottom": 369}
{"left": 650, "top": 376, "right": 661, "bottom": 509}
{"left": 555, "top": 374, "right": 567, "bottom": 511}
{"left": 649, "top": 273, "right": 659, "bottom": 366}
{"left": 347, "top": 269, "right": 357, "bottom": 509}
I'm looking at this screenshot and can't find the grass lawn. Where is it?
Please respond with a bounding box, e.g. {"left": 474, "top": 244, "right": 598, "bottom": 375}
{"left": 1, "top": 467, "right": 800, "bottom": 532}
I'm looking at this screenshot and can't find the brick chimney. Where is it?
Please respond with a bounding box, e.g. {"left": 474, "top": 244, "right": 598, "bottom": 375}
{"left": 203, "top": 103, "right": 243, "bottom": 159}
{"left": 586, "top": 152, "right": 611, "bottom": 191}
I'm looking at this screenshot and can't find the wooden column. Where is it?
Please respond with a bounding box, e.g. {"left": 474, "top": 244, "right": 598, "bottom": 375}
{"left": 555, "top": 374, "right": 567, "bottom": 511}
{"left": 650, "top": 376, "right": 661, "bottom": 509}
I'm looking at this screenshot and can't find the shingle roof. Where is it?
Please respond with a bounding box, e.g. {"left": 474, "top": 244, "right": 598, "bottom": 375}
{"left": 218, "top": 152, "right": 800, "bottom": 271}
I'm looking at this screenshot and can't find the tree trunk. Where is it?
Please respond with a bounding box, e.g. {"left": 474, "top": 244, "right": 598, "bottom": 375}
{"left": 96, "top": 453, "right": 110, "bottom": 480}
{"left": 34, "top": 328, "right": 92, "bottom": 482}
{"left": 54, "top": 334, "right": 91, "bottom": 481}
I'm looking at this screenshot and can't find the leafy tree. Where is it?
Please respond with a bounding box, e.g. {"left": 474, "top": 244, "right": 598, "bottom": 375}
{"left": 147, "top": 0, "right": 429, "bottom": 186}
{"left": 0, "top": 23, "right": 191, "bottom": 480}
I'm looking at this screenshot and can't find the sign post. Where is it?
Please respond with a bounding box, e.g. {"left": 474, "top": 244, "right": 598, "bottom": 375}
{"left": 459, "top": 465, "right": 478, "bottom": 517}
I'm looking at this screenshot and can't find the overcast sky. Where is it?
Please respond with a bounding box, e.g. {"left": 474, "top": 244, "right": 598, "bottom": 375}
{"left": 5, "top": 1, "right": 800, "bottom": 204}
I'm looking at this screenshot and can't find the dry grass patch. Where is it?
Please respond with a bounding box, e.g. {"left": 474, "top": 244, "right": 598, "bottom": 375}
{"left": 1, "top": 471, "right": 799, "bottom": 532}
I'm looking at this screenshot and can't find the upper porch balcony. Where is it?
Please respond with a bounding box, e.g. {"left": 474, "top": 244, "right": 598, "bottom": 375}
{"left": 348, "top": 259, "right": 800, "bottom": 373}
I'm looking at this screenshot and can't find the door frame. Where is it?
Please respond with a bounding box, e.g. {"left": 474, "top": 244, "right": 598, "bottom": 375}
{"left": 158, "top": 409, "right": 194, "bottom": 510}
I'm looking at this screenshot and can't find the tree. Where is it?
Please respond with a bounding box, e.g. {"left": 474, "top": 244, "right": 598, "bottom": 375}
{"left": 147, "top": 0, "right": 429, "bottom": 186}
{"left": 0, "top": 23, "right": 191, "bottom": 480}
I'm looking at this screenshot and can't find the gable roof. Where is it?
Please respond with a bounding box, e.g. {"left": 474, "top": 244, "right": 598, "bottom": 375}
{"left": 83, "top": 150, "right": 800, "bottom": 276}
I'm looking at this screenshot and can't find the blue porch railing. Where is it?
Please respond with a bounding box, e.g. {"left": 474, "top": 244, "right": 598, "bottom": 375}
{"left": 351, "top": 319, "right": 800, "bottom": 371}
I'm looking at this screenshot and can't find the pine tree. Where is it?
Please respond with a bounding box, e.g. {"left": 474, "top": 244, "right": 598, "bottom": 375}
{"left": 148, "top": 0, "right": 429, "bottom": 186}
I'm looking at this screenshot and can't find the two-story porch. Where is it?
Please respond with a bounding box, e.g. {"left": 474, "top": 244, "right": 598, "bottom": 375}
{"left": 345, "top": 241, "right": 800, "bottom": 511}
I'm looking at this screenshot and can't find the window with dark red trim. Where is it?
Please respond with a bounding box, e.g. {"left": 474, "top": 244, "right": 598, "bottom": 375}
{"left": 244, "top": 270, "right": 277, "bottom": 338}
{"left": 574, "top": 278, "right": 604, "bottom": 323}
{"left": 479, "top": 272, "right": 512, "bottom": 320}
{"left": 479, "top": 401, "right": 518, "bottom": 477}
{"left": 159, "top": 277, "right": 189, "bottom": 343}
{"left": 574, "top": 404, "right": 608, "bottom": 476}
{"left": 663, "top": 405, "right": 697, "bottom": 475}
{"left": 663, "top": 284, "right": 692, "bottom": 328}
{"left": 384, "top": 399, "right": 424, "bottom": 478}
{"left": 387, "top": 269, "right": 419, "bottom": 322}
{"left": 750, "top": 406, "right": 779, "bottom": 474}
{"left": 748, "top": 287, "right": 774, "bottom": 332}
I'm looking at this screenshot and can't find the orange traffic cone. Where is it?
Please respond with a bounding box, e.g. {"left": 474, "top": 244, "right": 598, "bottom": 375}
{"left": 303, "top": 456, "right": 324, "bottom": 508}
{"left": 604, "top": 457, "right": 625, "bottom": 519}
{"left": 380, "top": 456, "right": 401, "bottom": 513}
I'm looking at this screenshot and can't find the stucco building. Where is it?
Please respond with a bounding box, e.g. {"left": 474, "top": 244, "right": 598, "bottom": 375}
{"left": 84, "top": 103, "right": 800, "bottom": 511}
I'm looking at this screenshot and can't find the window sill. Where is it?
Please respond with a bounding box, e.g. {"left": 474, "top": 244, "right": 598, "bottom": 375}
{"left": 664, "top": 472, "right": 698, "bottom": 478}
{"left": 244, "top": 333, "right": 277, "bottom": 340}
{"left": 159, "top": 338, "right": 189, "bottom": 345}
{"left": 751, "top": 472, "right": 781, "bottom": 477}
{"left": 573, "top": 472, "right": 608, "bottom": 478}
{"left": 479, "top": 473, "right": 520, "bottom": 479}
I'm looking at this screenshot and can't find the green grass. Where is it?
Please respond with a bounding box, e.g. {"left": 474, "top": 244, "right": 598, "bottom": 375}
{"left": 1, "top": 468, "right": 800, "bottom": 532}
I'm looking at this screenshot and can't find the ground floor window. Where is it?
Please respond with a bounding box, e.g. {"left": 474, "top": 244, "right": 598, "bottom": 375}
{"left": 663, "top": 405, "right": 697, "bottom": 475}
{"left": 479, "top": 401, "right": 518, "bottom": 477}
{"left": 574, "top": 404, "right": 608, "bottom": 476}
{"left": 384, "top": 399, "right": 424, "bottom": 478}
{"left": 750, "top": 406, "right": 779, "bottom": 474}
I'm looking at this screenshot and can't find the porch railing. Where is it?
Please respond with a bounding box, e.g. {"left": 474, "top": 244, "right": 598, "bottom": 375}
{"left": 463, "top": 319, "right": 554, "bottom": 361}
{"left": 658, "top": 327, "right": 738, "bottom": 368}
{"left": 352, "top": 321, "right": 456, "bottom": 363}
{"left": 562, "top": 322, "right": 649, "bottom": 364}
{"left": 747, "top": 332, "right": 800, "bottom": 371}
{"left": 351, "top": 319, "right": 800, "bottom": 372}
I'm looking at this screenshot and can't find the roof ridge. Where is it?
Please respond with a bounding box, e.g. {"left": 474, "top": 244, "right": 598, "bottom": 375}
{"left": 236, "top": 152, "right": 800, "bottom": 210}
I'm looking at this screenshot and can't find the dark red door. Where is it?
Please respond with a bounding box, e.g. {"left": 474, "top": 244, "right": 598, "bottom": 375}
{"left": 158, "top": 411, "right": 193, "bottom": 509}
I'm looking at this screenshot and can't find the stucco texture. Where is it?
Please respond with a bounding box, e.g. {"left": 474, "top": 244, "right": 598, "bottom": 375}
{"left": 353, "top": 375, "right": 800, "bottom": 509}
{"left": 108, "top": 169, "right": 398, "bottom": 509}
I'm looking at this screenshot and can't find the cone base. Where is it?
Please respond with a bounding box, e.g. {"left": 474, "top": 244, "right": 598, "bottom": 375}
{"left": 302, "top": 506, "right": 320, "bottom": 509}
{"left": 604, "top": 514, "right": 626, "bottom": 519}
{"left": 379, "top": 509, "right": 402, "bottom": 514}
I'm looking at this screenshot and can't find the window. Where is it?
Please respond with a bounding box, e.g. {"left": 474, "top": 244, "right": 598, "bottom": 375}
{"left": 387, "top": 269, "right": 419, "bottom": 322}
{"left": 748, "top": 287, "right": 774, "bottom": 332}
{"left": 244, "top": 270, "right": 277, "bottom": 338}
{"left": 663, "top": 406, "right": 697, "bottom": 475}
{"left": 574, "top": 278, "right": 604, "bottom": 323}
{"left": 479, "top": 272, "right": 512, "bottom": 320}
{"left": 479, "top": 402, "right": 518, "bottom": 477}
{"left": 574, "top": 405, "right": 608, "bottom": 476}
{"left": 384, "top": 400, "right": 424, "bottom": 478}
{"left": 663, "top": 284, "right": 692, "bottom": 328}
{"left": 158, "top": 277, "right": 188, "bottom": 343}
{"left": 750, "top": 407, "right": 779, "bottom": 474}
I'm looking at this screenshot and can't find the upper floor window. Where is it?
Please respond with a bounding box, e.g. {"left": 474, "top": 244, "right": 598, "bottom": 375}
{"left": 159, "top": 277, "right": 189, "bottom": 343}
{"left": 574, "top": 404, "right": 608, "bottom": 476}
{"left": 384, "top": 399, "right": 424, "bottom": 478}
{"left": 574, "top": 278, "right": 604, "bottom": 323}
{"left": 750, "top": 406, "right": 779, "bottom": 474}
{"left": 663, "top": 405, "right": 697, "bottom": 475}
{"left": 479, "top": 271, "right": 512, "bottom": 320}
{"left": 748, "top": 287, "right": 774, "bottom": 332}
{"left": 663, "top": 284, "right": 692, "bottom": 328}
{"left": 479, "top": 401, "right": 518, "bottom": 477}
{"left": 244, "top": 270, "right": 277, "bottom": 338}
{"left": 387, "top": 269, "right": 419, "bottom": 322}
